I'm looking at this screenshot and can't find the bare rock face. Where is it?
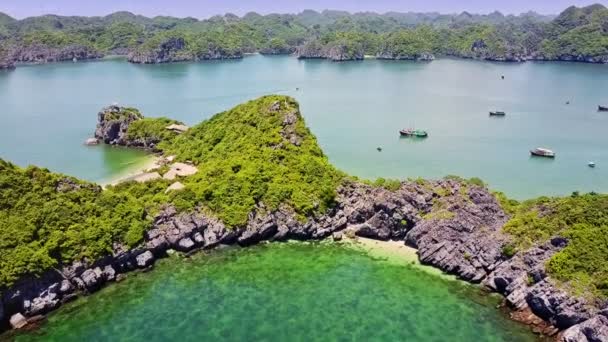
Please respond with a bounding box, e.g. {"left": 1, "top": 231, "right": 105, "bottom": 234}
{"left": 0, "top": 56, "right": 15, "bottom": 70}
{"left": 0, "top": 178, "right": 603, "bottom": 336}
{"left": 377, "top": 51, "right": 435, "bottom": 61}
{"left": 94, "top": 105, "right": 143, "bottom": 145}
{"left": 9, "top": 44, "right": 103, "bottom": 64}
{"left": 296, "top": 41, "right": 364, "bottom": 61}
{"left": 9, "top": 313, "right": 27, "bottom": 329}
{"left": 128, "top": 37, "right": 191, "bottom": 64}
{"left": 127, "top": 37, "right": 243, "bottom": 64}
{"left": 561, "top": 315, "right": 608, "bottom": 342}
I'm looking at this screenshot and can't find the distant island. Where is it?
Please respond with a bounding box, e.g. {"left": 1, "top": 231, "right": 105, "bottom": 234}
{"left": 1, "top": 4, "right": 607, "bottom": 69}
{"left": 1, "top": 96, "right": 607, "bottom": 340}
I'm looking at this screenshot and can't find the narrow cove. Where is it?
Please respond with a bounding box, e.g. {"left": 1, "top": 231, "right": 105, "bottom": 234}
{"left": 8, "top": 243, "right": 539, "bottom": 342}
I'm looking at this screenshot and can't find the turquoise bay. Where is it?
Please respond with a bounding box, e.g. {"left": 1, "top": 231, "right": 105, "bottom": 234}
{"left": 1, "top": 55, "right": 608, "bottom": 198}
{"left": 12, "top": 243, "right": 537, "bottom": 342}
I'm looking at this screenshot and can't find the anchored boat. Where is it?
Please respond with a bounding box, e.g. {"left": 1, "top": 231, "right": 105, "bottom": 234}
{"left": 530, "top": 147, "right": 555, "bottom": 158}
{"left": 399, "top": 129, "right": 428, "bottom": 138}
{"left": 489, "top": 111, "right": 506, "bottom": 116}
{"left": 598, "top": 105, "right": 608, "bottom": 112}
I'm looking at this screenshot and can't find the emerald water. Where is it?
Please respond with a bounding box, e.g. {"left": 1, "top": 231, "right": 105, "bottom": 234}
{"left": 1, "top": 56, "right": 608, "bottom": 197}
{"left": 10, "top": 243, "right": 537, "bottom": 341}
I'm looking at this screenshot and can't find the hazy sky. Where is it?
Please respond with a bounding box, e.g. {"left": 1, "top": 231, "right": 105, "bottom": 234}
{"left": 1, "top": 0, "right": 606, "bottom": 19}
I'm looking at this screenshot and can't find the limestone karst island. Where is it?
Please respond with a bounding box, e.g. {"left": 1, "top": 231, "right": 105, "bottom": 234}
{"left": 1, "top": 1, "right": 608, "bottom": 341}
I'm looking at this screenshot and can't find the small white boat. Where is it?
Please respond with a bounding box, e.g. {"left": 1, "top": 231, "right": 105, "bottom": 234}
{"left": 589, "top": 162, "right": 596, "bottom": 168}
{"left": 530, "top": 147, "right": 555, "bottom": 158}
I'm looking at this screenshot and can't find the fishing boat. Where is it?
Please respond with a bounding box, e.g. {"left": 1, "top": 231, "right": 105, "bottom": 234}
{"left": 589, "top": 162, "right": 596, "bottom": 168}
{"left": 530, "top": 147, "right": 556, "bottom": 158}
{"left": 489, "top": 111, "right": 506, "bottom": 116}
{"left": 599, "top": 105, "right": 608, "bottom": 112}
{"left": 399, "top": 129, "right": 428, "bottom": 138}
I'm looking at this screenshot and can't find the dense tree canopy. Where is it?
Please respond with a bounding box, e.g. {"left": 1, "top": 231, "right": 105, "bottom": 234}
{"left": 0, "top": 4, "right": 607, "bottom": 63}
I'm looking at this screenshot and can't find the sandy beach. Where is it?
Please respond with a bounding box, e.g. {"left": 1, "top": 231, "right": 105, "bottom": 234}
{"left": 100, "top": 155, "right": 162, "bottom": 187}
{"left": 344, "top": 236, "right": 457, "bottom": 280}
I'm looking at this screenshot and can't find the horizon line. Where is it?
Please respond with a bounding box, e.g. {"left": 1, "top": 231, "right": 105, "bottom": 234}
{"left": 0, "top": 7, "right": 566, "bottom": 21}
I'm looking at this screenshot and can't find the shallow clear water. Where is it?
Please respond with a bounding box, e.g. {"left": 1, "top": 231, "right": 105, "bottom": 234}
{"left": 11, "top": 243, "right": 537, "bottom": 342}
{"left": 1, "top": 56, "right": 608, "bottom": 198}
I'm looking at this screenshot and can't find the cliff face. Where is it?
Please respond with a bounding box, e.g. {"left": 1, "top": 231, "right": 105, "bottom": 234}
{"left": 8, "top": 44, "right": 103, "bottom": 64}
{"left": 0, "top": 55, "right": 14, "bottom": 70}
{"left": 2, "top": 177, "right": 606, "bottom": 339}
{"left": 296, "top": 41, "right": 364, "bottom": 61}
{"left": 377, "top": 51, "right": 435, "bottom": 61}
{"left": 127, "top": 37, "right": 243, "bottom": 64}
{"left": 94, "top": 105, "right": 143, "bottom": 145}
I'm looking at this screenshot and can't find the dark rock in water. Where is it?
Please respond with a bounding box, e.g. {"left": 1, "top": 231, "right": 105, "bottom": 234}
{"left": 526, "top": 280, "right": 592, "bottom": 329}
{"left": 94, "top": 105, "right": 143, "bottom": 146}
{"left": 79, "top": 268, "right": 105, "bottom": 293}
{"left": 176, "top": 238, "right": 196, "bottom": 252}
{"left": 136, "top": 251, "right": 155, "bottom": 268}
{"left": 332, "top": 232, "right": 343, "bottom": 241}
{"left": 561, "top": 315, "right": 608, "bottom": 342}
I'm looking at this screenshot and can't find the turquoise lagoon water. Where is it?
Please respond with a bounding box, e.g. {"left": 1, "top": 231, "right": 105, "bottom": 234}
{"left": 1, "top": 56, "right": 608, "bottom": 197}
{"left": 10, "top": 243, "right": 538, "bottom": 342}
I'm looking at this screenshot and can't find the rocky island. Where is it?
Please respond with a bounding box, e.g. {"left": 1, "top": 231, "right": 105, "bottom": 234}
{"left": 0, "top": 4, "right": 607, "bottom": 67}
{"left": 1, "top": 95, "right": 607, "bottom": 341}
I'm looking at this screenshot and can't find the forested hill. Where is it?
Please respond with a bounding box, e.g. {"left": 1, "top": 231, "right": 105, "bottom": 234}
{"left": 0, "top": 4, "right": 606, "bottom": 67}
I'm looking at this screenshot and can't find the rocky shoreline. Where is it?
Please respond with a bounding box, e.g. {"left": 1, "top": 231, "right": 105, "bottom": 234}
{"left": 1, "top": 101, "right": 607, "bottom": 341}
{"left": 1, "top": 43, "right": 606, "bottom": 68}
{"left": 1, "top": 176, "right": 606, "bottom": 340}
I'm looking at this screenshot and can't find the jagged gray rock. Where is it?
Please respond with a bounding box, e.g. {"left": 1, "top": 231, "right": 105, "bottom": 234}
{"left": 296, "top": 41, "right": 364, "bottom": 61}
{"left": 94, "top": 105, "right": 143, "bottom": 146}
{"left": 0, "top": 179, "right": 601, "bottom": 336}
{"left": 7, "top": 44, "right": 103, "bottom": 65}
{"left": 127, "top": 37, "right": 243, "bottom": 64}
{"left": 136, "top": 251, "right": 155, "bottom": 268}
{"left": 562, "top": 315, "right": 608, "bottom": 342}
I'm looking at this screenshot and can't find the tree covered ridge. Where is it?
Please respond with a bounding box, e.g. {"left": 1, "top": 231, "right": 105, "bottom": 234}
{"left": 0, "top": 4, "right": 607, "bottom": 64}
{"left": 0, "top": 95, "right": 344, "bottom": 288}
{"left": 0, "top": 159, "right": 149, "bottom": 287}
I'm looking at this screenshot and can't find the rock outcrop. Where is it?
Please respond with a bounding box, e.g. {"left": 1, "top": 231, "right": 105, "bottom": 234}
{"left": 259, "top": 47, "right": 295, "bottom": 55}
{"left": 8, "top": 44, "right": 103, "bottom": 64}
{"left": 561, "top": 315, "right": 608, "bottom": 342}
{"left": 94, "top": 105, "right": 143, "bottom": 146}
{"left": 0, "top": 57, "right": 14, "bottom": 70}
{"left": 0, "top": 179, "right": 603, "bottom": 336}
{"left": 377, "top": 51, "right": 435, "bottom": 61}
{"left": 127, "top": 37, "right": 243, "bottom": 64}
{"left": 296, "top": 41, "right": 364, "bottom": 62}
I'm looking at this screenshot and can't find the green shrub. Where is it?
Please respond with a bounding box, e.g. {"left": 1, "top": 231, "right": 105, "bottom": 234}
{"left": 501, "top": 243, "right": 517, "bottom": 258}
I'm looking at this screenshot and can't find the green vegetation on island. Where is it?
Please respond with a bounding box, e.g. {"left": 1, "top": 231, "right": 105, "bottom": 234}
{"left": 0, "top": 160, "right": 148, "bottom": 286}
{"left": 503, "top": 192, "right": 608, "bottom": 299}
{"left": 0, "top": 4, "right": 607, "bottom": 65}
{"left": 0, "top": 96, "right": 343, "bottom": 288}
{"left": 2, "top": 95, "right": 608, "bottom": 310}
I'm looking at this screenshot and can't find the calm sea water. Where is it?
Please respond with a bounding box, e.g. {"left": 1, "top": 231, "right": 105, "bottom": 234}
{"left": 1, "top": 55, "right": 608, "bottom": 198}
{"left": 10, "top": 243, "right": 537, "bottom": 341}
